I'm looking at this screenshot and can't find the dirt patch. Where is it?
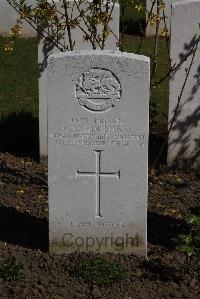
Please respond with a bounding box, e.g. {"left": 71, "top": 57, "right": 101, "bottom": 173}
{"left": 0, "top": 152, "right": 200, "bottom": 298}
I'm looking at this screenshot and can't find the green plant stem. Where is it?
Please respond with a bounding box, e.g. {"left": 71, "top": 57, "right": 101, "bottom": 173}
{"left": 63, "top": 0, "right": 74, "bottom": 50}
{"left": 101, "top": 0, "right": 115, "bottom": 50}
{"left": 150, "top": 0, "right": 160, "bottom": 85}
{"left": 7, "top": 0, "right": 66, "bottom": 51}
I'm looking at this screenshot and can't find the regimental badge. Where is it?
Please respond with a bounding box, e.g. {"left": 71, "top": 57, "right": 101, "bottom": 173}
{"left": 75, "top": 68, "right": 121, "bottom": 112}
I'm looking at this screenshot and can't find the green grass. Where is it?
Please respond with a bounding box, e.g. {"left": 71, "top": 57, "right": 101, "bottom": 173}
{"left": 119, "top": 0, "right": 146, "bottom": 35}
{"left": 119, "top": 0, "right": 146, "bottom": 22}
{"left": 0, "top": 37, "right": 38, "bottom": 118}
{"left": 0, "top": 256, "right": 26, "bottom": 282}
{"left": 72, "top": 256, "right": 127, "bottom": 285}
{"left": 0, "top": 34, "right": 169, "bottom": 124}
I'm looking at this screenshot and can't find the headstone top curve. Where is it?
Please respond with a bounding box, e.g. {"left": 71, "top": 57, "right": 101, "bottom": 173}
{"left": 48, "top": 50, "right": 150, "bottom": 64}
{"left": 172, "top": 0, "right": 200, "bottom": 7}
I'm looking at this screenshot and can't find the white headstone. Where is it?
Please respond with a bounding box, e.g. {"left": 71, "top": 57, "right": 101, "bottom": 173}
{"left": 168, "top": 0, "right": 200, "bottom": 166}
{"left": 0, "top": 0, "right": 37, "bottom": 37}
{"left": 39, "top": 0, "right": 120, "bottom": 160}
{"left": 146, "top": 0, "right": 181, "bottom": 36}
{"left": 48, "top": 50, "right": 150, "bottom": 255}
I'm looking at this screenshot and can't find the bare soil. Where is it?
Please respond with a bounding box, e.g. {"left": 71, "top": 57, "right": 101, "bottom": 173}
{"left": 0, "top": 152, "right": 200, "bottom": 298}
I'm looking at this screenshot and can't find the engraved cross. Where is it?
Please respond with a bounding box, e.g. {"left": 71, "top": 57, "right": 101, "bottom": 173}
{"left": 76, "top": 150, "right": 120, "bottom": 218}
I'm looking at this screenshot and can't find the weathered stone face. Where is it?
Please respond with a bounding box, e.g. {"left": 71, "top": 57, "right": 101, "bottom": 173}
{"left": 38, "top": 0, "right": 120, "bottom": 160}
{"left": 48, "top": 50, "right": 150, "bottom": 256}
{"left": 168, "top": 0, "right": 200, "bottom": 167}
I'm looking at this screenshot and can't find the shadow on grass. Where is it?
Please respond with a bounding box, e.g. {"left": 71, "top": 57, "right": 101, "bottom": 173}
{"left": 0, "top": 206, "right": 48, "bottom": 252}
{"left": 148, "top": 212, "right": 186, "bottom": 250}
{"left": 0, "top": 112, "right": 39, "bottom": 160}
{"left": 120, "top": 19, "right": 146, "bottom": 36}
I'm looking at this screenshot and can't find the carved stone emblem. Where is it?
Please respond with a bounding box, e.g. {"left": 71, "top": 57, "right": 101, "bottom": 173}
{"left": 75, "top": 68, "right": 121, "bottom": 112}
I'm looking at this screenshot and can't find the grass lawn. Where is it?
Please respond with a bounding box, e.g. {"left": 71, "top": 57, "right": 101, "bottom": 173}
{"left": 0, "top": 37, "right": 38, "bottom": 117}
{"left": 119, "top": 0, "right": 146, "bottom": 35}
{"left": 0, "top": 34, "right": 169, "bottom": 124}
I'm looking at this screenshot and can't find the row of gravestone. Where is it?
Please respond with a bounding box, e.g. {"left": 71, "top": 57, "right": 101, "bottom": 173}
{"left": 1, "top": 0, "right": 200, "bottom": 256}
{"left": 0, "top": 0, "right": 185, "bottom": 37}
{"left": 1, "top": 0, "right": 199, "bottom": 166}
{"left": 47, "top": 0, "right": 200, "bottom": 255}
{"left": 40, "top": 0, "right": 199, "bottom": 167}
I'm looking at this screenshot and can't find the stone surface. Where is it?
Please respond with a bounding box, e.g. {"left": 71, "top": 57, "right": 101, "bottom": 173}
{"left": 48, "top": 50, "right": 150, "bottom": 255}
{"left": 39, "top": 0, "right": 120, "bottom": 160}
{"left": 168, "top": 0, "right": 200, "bottom": 166}
{"left": 0, "top": 0, "right": 37, "bottom": 37}
{"left": 146, "top": 0, "right": 181, "bottom": 36}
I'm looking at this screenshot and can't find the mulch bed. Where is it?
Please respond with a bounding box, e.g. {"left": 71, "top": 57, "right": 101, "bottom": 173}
{"left": 0, "top": 152, "right": 200, "bottom": 298}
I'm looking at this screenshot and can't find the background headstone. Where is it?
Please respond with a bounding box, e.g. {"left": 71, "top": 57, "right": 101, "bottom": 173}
{"left": 168, "top": 0, "right": 200, "bottom": 166}
{"left": 0, "top": 0, "right": 37, "bottom": 37}
{"left": 48, "top": 50, "right": 150, "bottom": 255}
{"left": 146, "top": 0, "right": 181, "bottom": 36}
{"left": 39, "top": 0, "right": 120, "bottom": 161}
